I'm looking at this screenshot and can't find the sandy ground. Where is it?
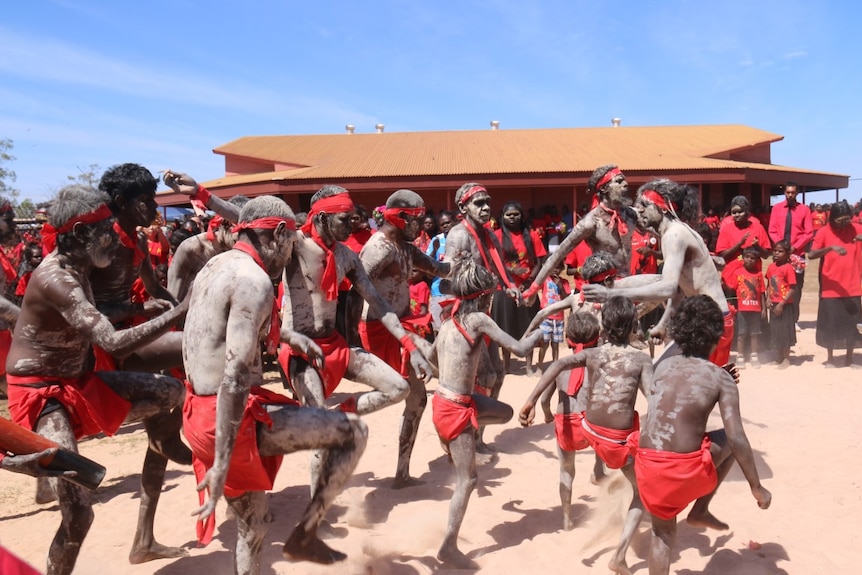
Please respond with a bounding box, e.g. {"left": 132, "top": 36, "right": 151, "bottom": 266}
{"left": 1, "top": 302, "right": 860, "bottom": 574}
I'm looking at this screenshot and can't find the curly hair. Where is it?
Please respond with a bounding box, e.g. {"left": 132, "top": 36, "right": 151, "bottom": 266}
{"left": 98, "top": 163, "right": 158, "bottom": 210}
{"left": 637, "top": 179, "right": 701, "bottom": 224}
{"left": 566, "top": 311, "right": 601, "bottom": 344}
{"left": 601, "top": 295, "right": 637, "bottom": 345}
{"left": 580, "top": 251, "right": 617, "bottom": 283}
{"left": 449, "top": 258, "right": 497, "bottom": 317}
{"left": 668, "top": 295, "right": 724, "bottom": 358}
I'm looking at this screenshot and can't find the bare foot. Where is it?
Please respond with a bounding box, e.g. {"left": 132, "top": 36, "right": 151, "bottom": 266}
{"left": 437, "top": 546, "right": 479, "bottom": 570}
{"left": 608, "top": 557, "right": 634, "bottom": 575}
{"left": 475, "top": 451, "right": 496, "bottom": 465}
{"left": 590, "top": 472, "right": 607, "bottom": 486}
{"left": 128, "top": 542, "right": 188, "bottom": 564}
{"left": 562, "top": 515, "right": 575, "bottom": 531}
{"left": 283, "top": 528, "right": 346, "bottom": 564}
{"left": 149, "top": 436, "right": 193, "bottom": 465}
{"left": 391, "top": 475, "right": 426, "bottom": 490}
{"left": 687, "top": 509, "right": 729, "bottom": 530}
{"left": 476, "top": 441, "right": 498, "bottom": 455}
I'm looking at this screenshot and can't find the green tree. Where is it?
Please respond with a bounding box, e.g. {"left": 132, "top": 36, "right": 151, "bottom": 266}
{"left": 16, "top": 198, "right": 36, "bottom": 219}
{"left": 0, "top": 138, "right": 19, "bottom": 199}
{"left": 67, "top": 163, "right": 101, "bottom": 189}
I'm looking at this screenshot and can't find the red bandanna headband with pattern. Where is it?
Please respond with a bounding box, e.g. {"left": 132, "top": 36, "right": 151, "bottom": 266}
{"left": 54, "top": 204, "right": 114, "bottom": 234}
{"left": 641, "top": 189, "right": 677, "bottom": 214}
{"left": 40, "top": 204, "right": 114, "bottom": 255}
{"left": 459, "top": 185, "right": 487, "bottom": 206}
{"left": 595, "top": 167, "right": 622, "bottom": 192}
{"left": 383, "top": 206, "right": 425, "bottom": 229}
{"left": 587, "top": 268, "right": 617, "bottom": 284}
{"left": 232, "top": 217, "right": 296, "bottom": 233}
{"left": 301, "top": 194, "right": 356, "bottom": 233}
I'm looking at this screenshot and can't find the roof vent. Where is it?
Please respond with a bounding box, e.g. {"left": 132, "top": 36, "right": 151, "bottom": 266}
{"left": 345, "top": 124, "right": 355, "bottom": 134}
{"left": 375, "top": 123, "right": 385, "bottom": 133}
{"left": 490, "top": 120, "right": 500, "bottom": 130}
{"left": 611, "top": 118, "right": 621, "bottom": 127}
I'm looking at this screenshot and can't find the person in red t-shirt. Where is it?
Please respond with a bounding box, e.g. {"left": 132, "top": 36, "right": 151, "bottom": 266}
{"left": 807, "top": 201, "right": 862, "bottom": 367}
{"left": 564, "top": 239, "right": 593, "bottom": 292}
{"left": 765, "top": 240, "right": 797, "bottom": 367}
{"left": 732, "top": 247, "right": 767, "bottom": 368}
{"left": 716, "top": 196, "right": 771, "bottom": 297}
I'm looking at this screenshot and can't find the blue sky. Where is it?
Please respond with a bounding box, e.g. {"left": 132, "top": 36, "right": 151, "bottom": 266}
{"left": 2, "top": 0, "right": 861, "bottom": 206}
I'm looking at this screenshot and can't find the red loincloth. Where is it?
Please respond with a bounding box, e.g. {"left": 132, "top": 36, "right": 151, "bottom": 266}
{"left": 5, "top": 373, "right": 131, "bottom": 439}
{"left": 555, "top": 412, "right": 590, "bottom": 452}
{"left": 358, "top": 315, "right": 430, "bottom": 377}
{"left": 633, "top": 433, "right": 718, "bottom": 520}
{"left": 182, "top": 382, "right": 299, "bottom": 545}
{"left": 432, "top": 388, "right": 478, "bottom": 442}
{"left": 708, "top": 311, "right": 735, "bottom": 367}
{"left": 277, "top": 331, "right": 350, "bottom": 398}
{"left": 582, "top": 412, "right": 639, "bottom": 469}
{"left": 0, "top": 329, "right": 10, "bottom": 377}
{"left": 0, "top": 545, "right": 41, "bottom": 575}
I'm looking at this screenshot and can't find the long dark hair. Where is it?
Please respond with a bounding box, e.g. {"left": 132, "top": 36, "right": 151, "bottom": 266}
{"left": 498, "top": 201, "right": 537, "bottom": 266}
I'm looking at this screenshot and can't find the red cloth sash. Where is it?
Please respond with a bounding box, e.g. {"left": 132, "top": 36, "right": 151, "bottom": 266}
{"left": 432, "top": 389, "right": 478, "bottom": 442}
{"left": 277, "top": 331, "right": 350, "bottom": 398}
{"left": 358, "top": 315, "right": 429, "bottom": 377}
{"left": 554, "top": 412, "right": 590, "bottom": 452}
{"left": 582, "top": 412, "right": 639, "bottom": 469}
{"left": 233, "top": 241, "right": 280, "bottom": 355}
{"left": 0, "top": 329, "right": 10, "bottom": 377}
{"left": 708, "top": 311, "right": 734, "bottom": 367}
{"left": 0, "top": 545, "right": 41, "bottom": 575}
{"left": 6, "top": 373, "right": 131, "bottom": 439}
{"left": 182, "top": 382, "right": 298, "bottom": 545}
{"left": 113, "top": 222, "right": 146, "bottom": 268}
{"left": 598, "top": 203, "right": 628, "bottom": 236}
{"left": 0, "top": 249, "right": 17, "bottom": 284}
{"left": 462, "top": 220, "right": 515, "bottom": 290}
{"left": 633, "top": 433, "right": 717, "bottom": 520}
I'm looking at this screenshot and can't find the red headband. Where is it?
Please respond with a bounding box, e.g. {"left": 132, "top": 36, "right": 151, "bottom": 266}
{"left": 595, "top": 168, "right": 622, "bottom": 192}
{"left": 55, "top": 204, "right": 114, "bottom": 234}
{"left": 302, "top": 194, "right": 356, "bottom": 233}
{"left": 587, "top": 268, "right": 617, "bottom": 284}
{"left": 567, "top": 335, "right": 600, "bottom": 350}
{"left": 232, "top": 217, "right": 296, "bottom": 233}
{"left": 641, "top": 189, "right": 677, "bottom": 214}
{"left": 459, "top": 185, "right": 487, "bottom": 206}
{"left": 382, "top": 206, "right": 425, "bottom": 229}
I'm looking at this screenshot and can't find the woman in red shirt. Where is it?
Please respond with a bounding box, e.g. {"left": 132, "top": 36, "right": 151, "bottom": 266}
{"left": 808, "top": 201, "right": 862, "bottom": 367}
{"left": 715, "top": 196, "right": 771, "bottom": 297}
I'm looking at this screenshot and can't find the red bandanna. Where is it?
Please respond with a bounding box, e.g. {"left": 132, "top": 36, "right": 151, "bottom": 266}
{"left": 40, "top": 204, "right": 114, "bottom": 256}
{"left": 641, "top": 189, "right": 678, "bottom": 216}
{"left": 588, "top": 268, "right": 617, "bottom": 284}
{"left": 6, "top": 373, "right": 131, "bottom": 439}
{"left": 0, "top": 249, "right": 16, "bottom": 285}
{"left": 582, "top": 412, "right": 639, "bottom": 469}
{"left": 634, "top": 432, "right": 717, "bottom": 520}
{"left": 462, "top": 219, "right": 516, "bottom": 290}
{"left": 458, "top": 184, "right": 487, "bottom": 206}
{"left": 233, "top": 241, "right": 280, "bottom": 355}
{"left": 382, "top": 207, "right": 425, "bottom": 230}
{"left": 432, "top": 387, "right": 478, "bottom": 442}
{"left": 358, "top": 315, "right": 429, "bottom": 377}
{"left": 555, "top": 412, "right": 590, "bottom": 452}
{"left": 278, "top": 331, "right": 351, "bottom": 398}
{"left": 182, "top": 382, "right": 299, "bottom": 545}
{"left": 594, "top": 167, "right": 622, "bottom": 192}
{"left": 231, "top": 217, "right": 296, "bottom": 233}
{"left": 205, "top": 215, "right": 224, "bottom": 242}
{"left": 300, "top": 195, "right": 355, "bottom": 301}
{"left": 598, "top": 203, "right": 628, "bottom": 236}
{"left": 113, "top": 221, "right": 146, "bottom": 268}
